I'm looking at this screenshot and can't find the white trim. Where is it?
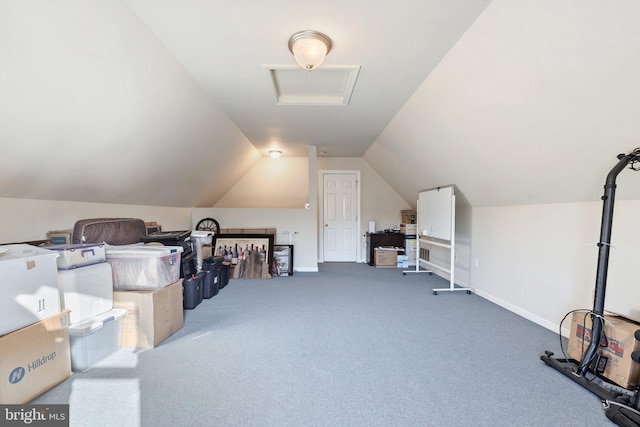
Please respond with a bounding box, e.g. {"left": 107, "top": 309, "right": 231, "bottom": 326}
{"left": 263, "top": 65, "right": 361, "bottom": 106}
{"left": 294, "top": 267, "right": 319, "bottom": 273}
{"left": 473, "top": 288, "right": 567, "bottom": 337}
{"left": 318, "top": 170, "right": 361, "bottom": 263}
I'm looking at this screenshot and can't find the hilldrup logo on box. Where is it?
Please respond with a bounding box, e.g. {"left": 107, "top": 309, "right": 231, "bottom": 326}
{"left": 1, "top": 405, "right": 69, "bottom": 426}
{"left": 8, "top": 367, "right": 25, "bottom": 384}
{"left": 8, "top": 352, "right": 58, "bottom": 385}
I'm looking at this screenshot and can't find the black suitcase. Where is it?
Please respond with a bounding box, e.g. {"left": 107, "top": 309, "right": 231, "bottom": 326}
{"left": 142, "top": 230, "right": 192, "bottom": 254}
{"left": 72, "top": 218, "right": 146, "bottom": 245}
{"left": 183, "top": 272, "right": 204, "bottom": 309}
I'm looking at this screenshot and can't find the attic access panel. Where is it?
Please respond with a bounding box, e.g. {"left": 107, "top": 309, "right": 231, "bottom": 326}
{"left": 264, "top": 65, "right": 360, "bottom": 106}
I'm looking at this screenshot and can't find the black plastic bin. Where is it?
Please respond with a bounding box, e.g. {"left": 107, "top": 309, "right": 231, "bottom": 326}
{"left": 204, "top": 256, "right": 229, "bottom": 291}
{"left": 202, "top": 269, "right": 218, "bottom": 299}
{"left": 219, "top": 262, "right": 230, "bottom": 289}
{"left": 142, "top": 230, "right": 192, "bottom": 254}
{"left": 203, "top": 257, "right": 222, "bottom": 298}
{"left": 183, "top": 271, "right": 204, "bottom": 309}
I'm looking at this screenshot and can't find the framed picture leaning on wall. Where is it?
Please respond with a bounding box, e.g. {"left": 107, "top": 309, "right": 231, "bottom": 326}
{"left": 212, "top": 233, "right": 275, "bottom": 276}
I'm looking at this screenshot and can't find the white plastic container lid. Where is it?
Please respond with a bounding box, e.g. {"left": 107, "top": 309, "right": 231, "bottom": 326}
{"left": 48, "top": 243, "right": 105, "bottom": 252}
{"left": 106, "top": 245, "right": 184, "bottom": 257}
{"left": 191, "top": 231, "right": 213, "bottom": 245}
{"left": 69, "top": 308, "right": 126, "bottom": 336}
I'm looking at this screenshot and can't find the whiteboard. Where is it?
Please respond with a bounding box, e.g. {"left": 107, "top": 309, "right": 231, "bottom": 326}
{"left": 418, "top": 186, "right": 453, "bottom": 241}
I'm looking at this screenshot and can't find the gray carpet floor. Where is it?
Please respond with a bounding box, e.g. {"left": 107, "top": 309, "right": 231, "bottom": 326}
{"left": 33, "top": 262, "right": 611, "bottom": 426}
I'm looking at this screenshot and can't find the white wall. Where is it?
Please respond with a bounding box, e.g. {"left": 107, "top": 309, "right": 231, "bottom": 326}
{"left": 214, "top": 157, "right": 309, "bottom": 208}
{"left": 0, "top": 197, "right": 192, "bottom": 243}
{"left": 470, "top": 199, "right": 640, "bottom": 335}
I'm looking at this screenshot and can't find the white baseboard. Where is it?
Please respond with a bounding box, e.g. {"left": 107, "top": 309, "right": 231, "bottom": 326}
{"left": 473, "top": 288, "right": 566, "bottom": 337}
{"left": 294, "top": 267, "right": 319, "bottom": 273}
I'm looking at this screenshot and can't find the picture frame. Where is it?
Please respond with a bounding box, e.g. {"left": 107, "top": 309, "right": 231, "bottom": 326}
{"left": 212, "top": 233, "right": 275, "bottom": 275}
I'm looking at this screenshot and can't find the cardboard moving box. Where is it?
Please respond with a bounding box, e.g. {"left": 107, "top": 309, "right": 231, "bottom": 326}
{"left": 568, "top": 312, "right": 640, "bottom": 389}
{"left": 400, "top": 210, "right": 416, "bottom": 224}
{"left": 0, "top": 244, "right": 62, "bottom": 336}
{"left": 374, "top": 248, "right": 399, "bottom": 268}
{"left": 0, "top": 310, "right": 72, "bottom": 404}
{"left": 47, "top": 230, "right": 73, "bottom": 245}
{"left": 113, "top": 280, "right": 184, "bottom": 349}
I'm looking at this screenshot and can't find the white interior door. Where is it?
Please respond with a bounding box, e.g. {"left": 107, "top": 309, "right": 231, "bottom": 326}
{"left": 323, "top": 172, "right": 358, "bottom": 262}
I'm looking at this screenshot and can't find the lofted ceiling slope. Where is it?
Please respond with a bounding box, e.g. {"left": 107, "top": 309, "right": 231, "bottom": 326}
{"left": 0, "top": 0, "right": 492, "bottom": 208}
{"left": 366, "top": 0, "right": 640, "bottom": 207}
{"left": 2, "top": 1, "right": 639, "bottom": 209}
{"left": 0, "top": 0, "right": 261, "bottom": 208}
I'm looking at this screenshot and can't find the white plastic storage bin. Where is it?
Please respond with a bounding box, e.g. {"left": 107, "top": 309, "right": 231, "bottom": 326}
{"left": 57, "top": 262, "right": 114, "bottom": 324}
{"left": 106, "top": 246, "right": 184, "bottom": 290}
{"left": 0, "top": 244, "right": 61, "bottom": 336}
{"left": 48, "top": 243, "right": 106, "bottom": 270}
{"left": 69, "top": 308, "right": 126, "bottom": 372}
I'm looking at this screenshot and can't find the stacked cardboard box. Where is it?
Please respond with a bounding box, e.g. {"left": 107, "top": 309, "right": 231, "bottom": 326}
{"left": 0, "top": 310, "right": 72, "bottom": 404}
{"left": 0, "top": 244, "right": 71, "bottom": 402}
{"left": 374, "top": 248, "right": 399, "bottom": 268}
{"left": 0, "top": 245, "right": 63, "bottom": 336}
{"left": 47, "top": 230, "right": 73, "bottom": 245}
{"left": 400, "top": 223, "right": 417, "bottom": 235}
{"left": 113, "top": 280, "right": 184, "bottom": 349}
{"left": 400, "top": 210, "right": 417, "bottom": 224}
{"left": 567, "top": 312, "right": 640, "bottom": 389}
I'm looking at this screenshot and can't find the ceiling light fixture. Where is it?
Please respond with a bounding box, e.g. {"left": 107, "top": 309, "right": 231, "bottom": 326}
{"left": 288, "top": 30, "right": 332, "bottom": 71}
{"left": 269, "top": 150, "right": 282, "bottom": 159}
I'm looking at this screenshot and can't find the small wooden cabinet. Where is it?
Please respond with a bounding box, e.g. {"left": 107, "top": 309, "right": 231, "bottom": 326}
{"left": 366, "top": 232, "right": 405, "bottom": 266}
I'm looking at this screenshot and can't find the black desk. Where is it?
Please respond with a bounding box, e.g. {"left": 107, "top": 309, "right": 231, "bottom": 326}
{"left": 366, "top": 232, "right": 405, "bottom": 266}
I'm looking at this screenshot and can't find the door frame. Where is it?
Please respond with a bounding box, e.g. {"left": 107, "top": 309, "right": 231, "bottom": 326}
{"left": 318, "top": 169, "right": 361, "bottom": 263}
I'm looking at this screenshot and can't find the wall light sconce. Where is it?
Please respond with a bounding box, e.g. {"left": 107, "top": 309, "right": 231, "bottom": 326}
{"left": 269, "top": 150, "right": 282, "bottom": 159}
{"left": 288, "top": 30, "right": 332, "bottom": 71}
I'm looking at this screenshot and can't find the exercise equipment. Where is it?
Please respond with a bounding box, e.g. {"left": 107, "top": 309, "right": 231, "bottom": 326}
{"left": 541, "top": 148, "right": 640, "bottom": 426}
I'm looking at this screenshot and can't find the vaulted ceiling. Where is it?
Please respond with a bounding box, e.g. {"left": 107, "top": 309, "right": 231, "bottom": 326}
{"left": 1, "top": 1, "right": 639, "bottom": 208}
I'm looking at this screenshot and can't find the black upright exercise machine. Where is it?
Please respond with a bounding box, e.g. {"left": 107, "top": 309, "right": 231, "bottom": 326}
{"left": 541, "top": 148, "right": 640, "bottom": 427}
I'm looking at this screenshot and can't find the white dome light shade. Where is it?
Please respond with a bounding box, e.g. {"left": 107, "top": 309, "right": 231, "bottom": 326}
{"left": 288, "top": 31, "right": 332, "bottom": 71}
